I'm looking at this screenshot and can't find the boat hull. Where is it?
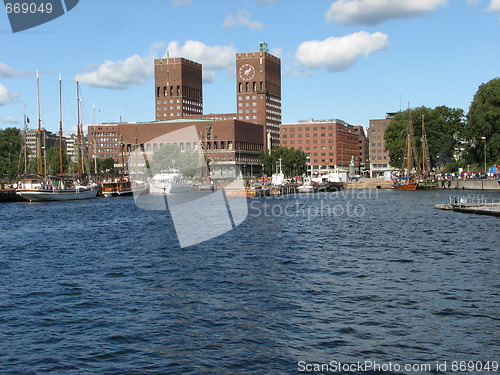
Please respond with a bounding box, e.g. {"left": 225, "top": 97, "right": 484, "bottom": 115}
{"left": 393, "top": 183, "right": 418, "bottom": 190}
{"left": 16, "top": 187, "right": 98, "bottom": 201}
{"left": 149, "top": 183, "right": 191, "bottom": 194}
{"left": 297, "top": 186, "right": 317, "bottom": 193}
{"left": 417, "top": 181, "right": 439, "bottom": 189}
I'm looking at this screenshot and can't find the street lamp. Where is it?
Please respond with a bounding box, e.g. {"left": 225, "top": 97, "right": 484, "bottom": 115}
{"left": 481, "top": 136, "right": 486, "bottom": 175}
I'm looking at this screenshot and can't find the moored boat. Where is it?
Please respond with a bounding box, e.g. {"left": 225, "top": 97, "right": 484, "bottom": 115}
{"left": 101, "top": 177, "right": 147, "bottom": 197}
{"left": 296, "top": 178, "right": 318, "bottom": 193}
{"left": 16, "top": 175, "right": 98, "bottom": 201}
{"left": 15, "top": 74, "right": 98, "bottom": 202}
{"left": 149, "top": 169, "right": 191, "bottom": 194}
{"left": 417, "top": 180, "right": 438, "bottom": 189}
{"left": 393, "top": 107, "right": 419, "bottom": 190}
{"left": 393, "top": 181, "right": 418, "bottom": 190}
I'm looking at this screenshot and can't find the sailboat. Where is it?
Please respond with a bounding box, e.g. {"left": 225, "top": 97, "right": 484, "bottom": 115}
{"left": 16, "top": 73, "right": 98, "bottom": 201}
{"left": 393, "top": 108, "right": 418, "bottom": 190}
{"left": 417, "top": 114, "right": 438, "bottom": 189}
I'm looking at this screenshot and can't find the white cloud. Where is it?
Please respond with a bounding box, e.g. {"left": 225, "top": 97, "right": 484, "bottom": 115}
{"left": 78, "top": 54, "right": 154, "bottom": 89}
{"left": 326, "top": 0, "right": 447, "bottom": 26}
{"left": 488, "top": 0, "right": 500, "bottom": 12}
{"left": 165, "top": 41, "right": 236, "bottom": 83}
{"left": 0, "top": 62, "right": 30, "bottom": 78}
{"left": 0, "top": 84, "right": 20, "bottom": 106}
{"left": 295, "top": 31, "right": 389, "bottom": 72}
{"left": 0, "top": 116, "right": 19, "bottom": 124}
{"left": 223, "top": 9, "right": 265, "bottom": 30}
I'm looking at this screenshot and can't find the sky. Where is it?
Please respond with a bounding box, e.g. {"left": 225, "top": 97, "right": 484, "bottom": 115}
{"left": 1, "top": 0, "right": 499, "bottom": 135}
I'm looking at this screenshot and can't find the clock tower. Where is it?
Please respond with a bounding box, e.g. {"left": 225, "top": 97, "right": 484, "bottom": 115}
{"left": 236, "top": 42, "right": 281, "bottom": 149}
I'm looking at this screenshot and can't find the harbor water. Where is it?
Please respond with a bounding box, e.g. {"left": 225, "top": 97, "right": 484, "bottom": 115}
{"left": 0, "top": 189, "right": 498, "bottom": 374}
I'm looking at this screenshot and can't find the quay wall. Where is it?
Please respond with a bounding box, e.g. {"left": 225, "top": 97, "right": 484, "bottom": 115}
{"left": 438, "top": 180, "right": 500, "bottom": 190}
{"left": 344, "top": 179, "right": 499, "bottom": 190}
{"left": 0, "top": 189, "right": 24, "bottom": 202}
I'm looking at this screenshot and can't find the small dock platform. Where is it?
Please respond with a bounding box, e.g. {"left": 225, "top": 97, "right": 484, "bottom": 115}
{"left": 434, "top": 195, "right": 500, "bottom": 217}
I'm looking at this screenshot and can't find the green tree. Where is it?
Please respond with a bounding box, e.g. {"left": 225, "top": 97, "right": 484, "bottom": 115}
{"left": 150, "top": 143, "right": 200, "bottom": 177}
{"left": 99, "top": 157, "right": 116, "bottom": 173}
{"left": 464, "top": 77, "right": 500, "bottom": 166}
{"left": 259, "top": 146, "right": 307, "bottom": 177}
{"left": 384, "top": 106, "right": 465, "bottom": 170}
{"left": 0, "top": 127, "right": 23, "bottom": 181}
{"left": 45, "top": 146, "right": 70, "bottom": 175}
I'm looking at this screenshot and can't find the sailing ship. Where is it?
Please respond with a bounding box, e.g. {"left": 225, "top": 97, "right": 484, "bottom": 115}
{"left": 16, "top": 73, "right": 98, "bottom": 202}
{"left": 416, "top": 114, "right": 438, "bottom": 189}
{"left": 393, "top": 108, "right": 418, "bottom": 190}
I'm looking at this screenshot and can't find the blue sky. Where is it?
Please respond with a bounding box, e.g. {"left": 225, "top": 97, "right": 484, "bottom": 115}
{"left": 1, "top": 0, "right": 499, "bottom": 134}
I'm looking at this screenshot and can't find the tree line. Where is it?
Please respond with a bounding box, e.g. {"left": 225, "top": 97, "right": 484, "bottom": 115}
{"left": 385, "top": 77, "right": 499, "bottom": 173}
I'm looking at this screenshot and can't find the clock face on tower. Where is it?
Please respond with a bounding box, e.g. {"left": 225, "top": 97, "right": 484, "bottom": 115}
{"left": 239, "top": 64, "right": 255, "bottom": 80}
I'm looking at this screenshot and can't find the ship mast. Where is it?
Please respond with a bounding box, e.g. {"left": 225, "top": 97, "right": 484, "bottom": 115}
{"left": 36, "top": 71, "right": 44, "bottom": 176}
{"left": 59, "top": 74, "right": 64, "bottom": 176}
{"left": 421, "top": 114, "right": 430, "bottom": 178}
{"left": 76, "top": 77, "right": 83, "bottom": 179}
{"left": 120, "top": 132, "right": 125, "bottom": 179}
{"left": 23, "top": 104, "right": 27, "bottom": 174}
{"left": 93, "top": 104, "right": 97, "bottom": 175}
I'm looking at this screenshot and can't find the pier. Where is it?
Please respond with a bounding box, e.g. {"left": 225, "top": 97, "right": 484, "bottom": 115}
{"left": 434, "top": 195, "right": 500, "bottom": 217}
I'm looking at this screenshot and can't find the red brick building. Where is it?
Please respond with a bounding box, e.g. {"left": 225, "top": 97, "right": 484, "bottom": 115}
{"left": 88, "top": 119, "right": 264, "bottom": 178}
{"left": 236, "top": 42, "right": 281, "bottom": 149}
{"left": 369, "top": 113, "right": 395, "bottom": 177}
{"left": 280, "top": 119, "right": 367, "bottom": 174}
{"left": 154, "top": 57, "right": 203, "bottom": 121}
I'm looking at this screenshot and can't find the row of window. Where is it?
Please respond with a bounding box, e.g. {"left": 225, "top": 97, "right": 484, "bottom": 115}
{"left": 238, "top": 102, "right": 257, "bottom": 107}
{"left": 93, "top": 131, "right": 118, "bottom": 136}
{"left": 238, "top": 115, "right": 258, "bottom": 120}
{"left": 283, "top": 126, "right": 333, "bottom": 132}
{"left": 94, "top": 137, "right": 118, "bottom": 142}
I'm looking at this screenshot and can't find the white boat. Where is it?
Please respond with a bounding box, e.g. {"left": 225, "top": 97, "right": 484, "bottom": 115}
{"left": 149, "top": 169, "right": 191, "bottom": 194}
{"left": 271, "top": 158, "right": 285, "bottom": 186}
{"left": 296, "top": 178, "right": 318, "bottom": 193}
{"left": 16, "top": 176, "right": 98, "bottom": 202}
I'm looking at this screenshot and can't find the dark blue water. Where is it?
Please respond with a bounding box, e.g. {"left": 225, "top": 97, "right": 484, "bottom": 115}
{"left": 1, "top": 189, "right": 498, "bottom": 374}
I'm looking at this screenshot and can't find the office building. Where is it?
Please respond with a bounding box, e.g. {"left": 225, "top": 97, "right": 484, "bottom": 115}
{"left": 280, "top": 119, "right": 362, "bottom": 173}
{"left": 369, "top": 113, "right": 395, "bottom": 177}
